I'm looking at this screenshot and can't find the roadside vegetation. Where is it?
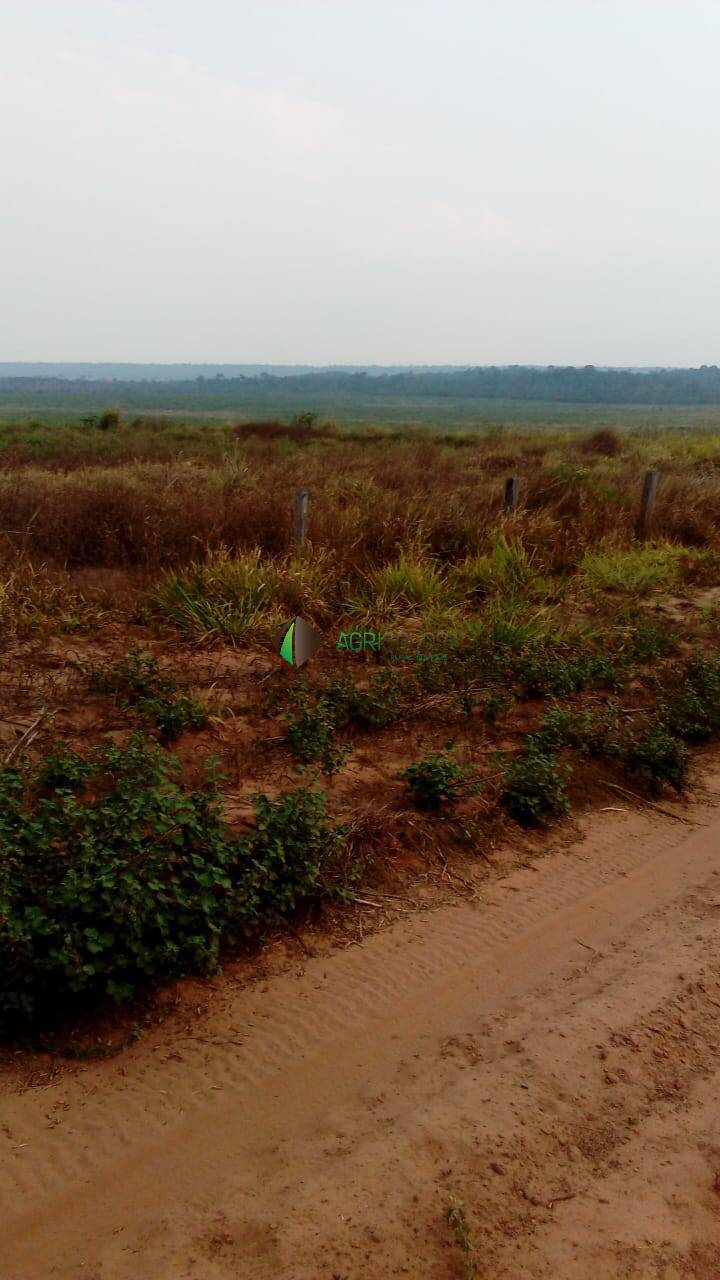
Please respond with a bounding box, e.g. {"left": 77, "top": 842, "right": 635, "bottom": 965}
{"left": 2, "top": 417, "right": 720, "bottom": 1035}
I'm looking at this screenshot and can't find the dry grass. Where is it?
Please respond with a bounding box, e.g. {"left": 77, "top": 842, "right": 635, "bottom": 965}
{"left": 1, "top": 428, "right": 720, "bottom": 577}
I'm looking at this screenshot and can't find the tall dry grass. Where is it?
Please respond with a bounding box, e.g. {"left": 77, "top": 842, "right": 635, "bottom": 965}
{"left": 0, "top": 428, "right": 719, "bottom": 575}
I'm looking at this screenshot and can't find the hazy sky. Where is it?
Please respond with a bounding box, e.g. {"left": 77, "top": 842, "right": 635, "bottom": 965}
{"left": 2, "top": 0, "right": 719, "bottom": 364}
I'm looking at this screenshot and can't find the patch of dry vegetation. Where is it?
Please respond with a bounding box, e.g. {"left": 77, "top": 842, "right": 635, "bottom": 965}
{"left": 2, "top": 419, "right": 720, "bottom": 1033}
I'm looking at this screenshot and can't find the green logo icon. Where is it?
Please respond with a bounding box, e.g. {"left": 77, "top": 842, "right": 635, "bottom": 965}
{"left": 273, "top": 616, "right": 322, "bottom": 667}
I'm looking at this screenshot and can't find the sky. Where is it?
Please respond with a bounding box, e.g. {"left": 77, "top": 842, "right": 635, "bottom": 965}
{"left": 2, "top": 0, "right": 719, "bottom": 366}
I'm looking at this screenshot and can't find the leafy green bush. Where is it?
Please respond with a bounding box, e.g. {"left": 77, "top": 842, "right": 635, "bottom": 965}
{"left": 0, "top": 737, "right": 346, "bottom": 1031}
{"left": 501, "top": 747, "right": 571, "bottom": 825}
{"left": 401, "top": 748, "right": 476, "bottom": 810}
{"left": 622, "top": 725, "right": 689, "bottom": 794}
{"left": 236, "top": 787, "right": 348, "bottom": 932}
{"left": 624, "top": 625, "right": 678, "bottom": 661}
{"left": 0, "top": 736, "right": 234, "bottom": 1027}
{"left": 285, "top": 688, "right": 349, "bottom": 775}
{"left": 516, "top": 647, "right": 625, "bottom": 697}
{"left": 659, "top": 656, "right": 720, "bottom": 742}
{"left": 532, "top": 702, "right": 623, "bottom": 758}
{"left": 87, "top": 649, "right": 207, "bottom": 741}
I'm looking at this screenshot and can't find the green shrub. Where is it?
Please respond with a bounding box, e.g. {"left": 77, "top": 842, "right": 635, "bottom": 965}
{"left": 401, "top": 748, "right": 476, "bottom": 810}
{"left": 235, "top": 787, "right": 348, "bottom": 932}
{"left": 532, "top": 702, "right": 623, "bottom": 758}
{"left": 622, "top": 725, "right": 689, "bottom": 794}
{"left": 0, "top": 736, "right": 235, "bottom": 1027}
{"left": 502, "top": 747, "right": 571, "bottom": 825}
{"left": 285, "top": 689, "right": 349, "bottom": 776}
{"left": 516, "top": 647, "right": 625, "bottom": 697}
{"left": 87, "top": 649, "right": 207, "bottom": 741}
{"left": 0, "top": 737, "right": 347, "bottom": 1031}
{"left": 659, "top": 656, "right": 720, "bottom": 742}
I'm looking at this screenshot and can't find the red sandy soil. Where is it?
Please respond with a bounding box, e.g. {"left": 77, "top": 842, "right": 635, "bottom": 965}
{"left": 2, "top": 767, "right": 720, "bottom": 1278}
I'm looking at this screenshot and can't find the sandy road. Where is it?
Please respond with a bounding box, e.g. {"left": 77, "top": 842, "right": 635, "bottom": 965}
{"left": 2, "top": 777, "right": 720, "bottom": 1279}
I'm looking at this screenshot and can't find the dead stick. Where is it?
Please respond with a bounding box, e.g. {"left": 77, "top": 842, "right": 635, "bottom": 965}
{"left": 601, "top": 780, "right": 701, "bottom": 825}
{"left": 4, "top": 708, "right": 47, "bottom": 764}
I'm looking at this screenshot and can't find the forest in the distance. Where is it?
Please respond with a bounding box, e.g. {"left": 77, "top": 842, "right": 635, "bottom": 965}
{"left": 2, "top": 364, "right": 720, "bottom": 411}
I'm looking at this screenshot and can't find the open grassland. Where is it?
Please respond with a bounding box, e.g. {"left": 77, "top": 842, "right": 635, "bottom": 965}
{"left": 2, "top": 416, "right": 720, "bottom": 1039}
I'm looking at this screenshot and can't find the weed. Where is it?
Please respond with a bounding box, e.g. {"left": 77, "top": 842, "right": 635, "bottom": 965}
{"left": 86, "top": 649, "right": 207, "bottom": 742}
{"left": 658, "top": 655, "right": 720, "bottom": 742}
{"left": 446, "top": 1195, "right": 477, "bottom": 1280}
{"left": 350, "top": 554, "right": 449, "bottom": 619}
{"left": 580, "top": 428, "right": 622, "bottom": 457}
{"left": 401, "top": 748, "right": 476, "bottom": 811}
{"left": 580, "top": 545, "right": 695, "bottom": 596}
{"left": 454, "top": 533, "right": 534, "bottom": 599}
{"left": 285, "top": 686, "right": 350, "bottom": 776}
{"left": 0, "top": 737, "right": 347, "bottom": 1031}
{"left": 153, "top": 549, "right": 276, "bottom": 642}
{"left": 502, "top": 747, "right": 571, "bottom": 825}
{"left": 623, "top": 724, "right": 689, "bottom": 794}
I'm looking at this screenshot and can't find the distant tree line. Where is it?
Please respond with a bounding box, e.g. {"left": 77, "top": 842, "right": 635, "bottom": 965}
{"left": 2, "top": 365, "right": 720, "bottom": 408}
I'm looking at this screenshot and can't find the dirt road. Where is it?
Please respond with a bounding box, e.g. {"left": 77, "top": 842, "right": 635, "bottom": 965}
{"left": 2, "top": 777, "right": 720, "bottom": 1279}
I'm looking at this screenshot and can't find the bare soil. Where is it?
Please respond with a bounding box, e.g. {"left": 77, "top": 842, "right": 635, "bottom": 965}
{"left": 2, "top": 766, "right": 720, "bottom": 1278}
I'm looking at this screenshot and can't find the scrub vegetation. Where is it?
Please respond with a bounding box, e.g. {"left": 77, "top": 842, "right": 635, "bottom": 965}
{"left": 2, "top": 414, "right": 720, "bottom": 1033}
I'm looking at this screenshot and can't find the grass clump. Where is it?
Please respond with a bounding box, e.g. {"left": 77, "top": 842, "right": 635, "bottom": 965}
{"left": 502, "top": 746, "right": 571, "bottom": 825}
{"left": 87, "top": 649, "right": 207, "bottom": 741}
{"left": 579, "top": 544, "right": 695, "bottom": 596}
{"left": 153, "top": 548, "right": 277, "bottom": 642}
{"left": 401, "top": 748, "right": 476, "bottom": 811}
{"left": 350, "top": 554, "right": 448, "bottom": 620}
{"left": 453, "top": 533, "right": 534, "bottom": 599}
{"left": 0, "top": 561, "right": 99, "bottom": 639}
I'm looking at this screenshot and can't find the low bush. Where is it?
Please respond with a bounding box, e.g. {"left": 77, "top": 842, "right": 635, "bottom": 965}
{"left": 501, "top": 747, "right": 571, "bottom": 825}
{"left": 659, "top": 655, "right": 720, "bottom": 742}
{"left": 86, "top": 649, "right": 207, "bottom": 741}
{"left": 0, "top": 737, "right": 346, "bottom": 1032}
{"left": 622, "top": 725, "right": 689, "bottom": 794}
{"left": 401, "top": 748, "right": 476, "bottom": 810}
{"left": 285, "top": 687, "right": 350, "bottom": 775}
{"left": 0, "top": 736, "right": 234, "bottom": 1027}
{"left": 235, "top": 787, "right": 348, "bottom": 931}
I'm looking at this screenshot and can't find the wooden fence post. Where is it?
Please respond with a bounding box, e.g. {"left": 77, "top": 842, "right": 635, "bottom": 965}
{"left": 293, "top": 488, "right": 309, "bottom": 549}
{"left": 638, "top": 470, "right": 658, "bottom": 539}
{"left": 504, "top": 476, "right": 520, "bottom": 513}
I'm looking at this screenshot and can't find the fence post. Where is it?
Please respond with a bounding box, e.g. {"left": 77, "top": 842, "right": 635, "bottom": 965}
{"left": 504, "top": 476, "right": 520, "bottom": 513}
{"left": 293, "top": 488, "right": 309, "bottom": 549}
{"left": 638, "top": 470, "right": 658, "bottom": 539}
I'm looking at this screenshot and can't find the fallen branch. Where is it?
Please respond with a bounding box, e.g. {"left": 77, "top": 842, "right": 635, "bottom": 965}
{"left": 4, "top": 708, "right": 48, "bottom": 764}
{"left": 601, "top": 780, "right": 703, "bottom": 826}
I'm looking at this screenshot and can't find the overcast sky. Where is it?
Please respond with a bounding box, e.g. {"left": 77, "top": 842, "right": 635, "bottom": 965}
{"left": 2, "top": 0, "right": 719, "bottom": 365}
